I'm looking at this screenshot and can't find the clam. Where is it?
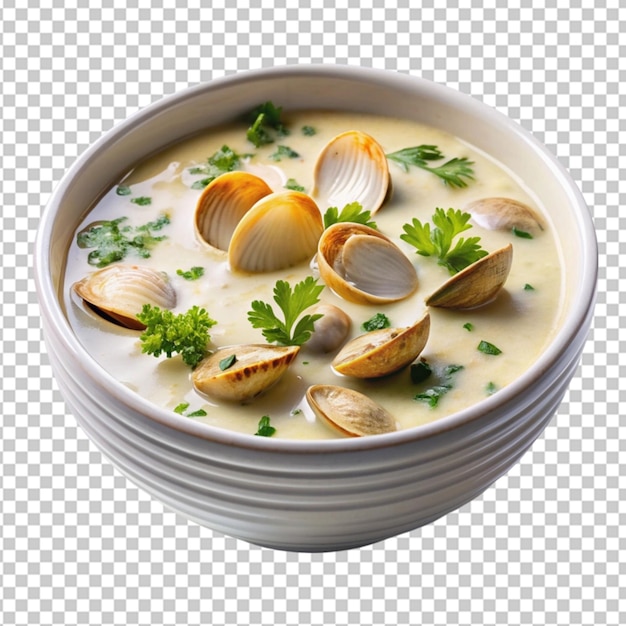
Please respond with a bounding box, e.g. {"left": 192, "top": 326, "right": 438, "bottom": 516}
{"left": 305, "top": 304, "right": 352, "bottom": 353}
{"left": 317, "top": 222, "right": 418, "bottom": 304}
{"left": 194, "top": 171, "right": 272, "bottom": 251}
{"left": 312, "top": 130, "right": 391, "bottom": 214}
{"left": 332, "top": 312, "right": 431, "bottom": 378}
{"left": 228, "top": 190, "right": 324, "bottom": 273}
{"left": 464, "top": 197, "right": 544, "bottom": 235}
{"left": 192, "top": 344, "right": 300, "bottom": 402}
{"left": 426, "top": 243, "right": 513, "bottom": 310}
{"left": 72, "top": 264, "right": 176, "bottom": 330}
{"left": 306, "top": 384, "right": 397, "bottom": 437}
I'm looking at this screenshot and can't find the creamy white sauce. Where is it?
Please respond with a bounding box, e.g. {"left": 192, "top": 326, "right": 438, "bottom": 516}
{"left": 64, "top": 111, "right": 564, "bottom": 440}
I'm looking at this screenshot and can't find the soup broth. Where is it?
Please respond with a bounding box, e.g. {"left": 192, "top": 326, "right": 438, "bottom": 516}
{"left": 64, "top": 110, "right": 564, "bottom": 439}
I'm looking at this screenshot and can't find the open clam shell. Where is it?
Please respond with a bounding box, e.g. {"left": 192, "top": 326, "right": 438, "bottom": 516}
{"left": 72, "top": 264, "right": 176, "bottom": 330}
{"left": 312, "top": 130, "right": 391, "bottom": 214}
{"left": 306, "top": 384, "right": 397, "bottom": 437}
{"left": 317, "top": 222, "right": 418, "bottom": 304}
{"left": 228, "top": 190, "right": 324, "bottom": 273}
{"left": 194, "top": 171, "right": 273, "bottom": 251}
{"left": 192, "top": 344, "right": 300, "bottom": 403}
{"left": 465, "top": 197, "right": 544, "bottom": 235}
{"left": 426, "top": 244, "right": 513, "bottom": 310}
{"left": 332, "top": 312, "right": 431, "bottom": 378}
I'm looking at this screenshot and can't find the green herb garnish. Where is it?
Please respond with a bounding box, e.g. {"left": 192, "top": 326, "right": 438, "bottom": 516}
{"left": 361, "top": 312, "right": 391, "bottom": 332}
{"left": 76, "top": 214, "right": 170, "bottom": 268}
{"left": 130, "top": 196, "right": 152, "bottom": 206}
{"left": 270, "top": 145, "right": 300, "bottom": 161}
{"left": 116, "top": 185, "right": 132, "bottom": 196}
{"left": 219, "top": 354, "right": 237, "bottom": 371}
{"left": 247, "top": 277, "right": 324, "bottom": 346}
{"left": 463, "top": 322, "right": 474, "bottom": 331}
{"left": 414, "top": 364, "right": 464, "bottom": 408}
{"left": 174, "top": 402, "right": 208, "bottom": 417}
{"left": 302, "top": 125, "right": 316, "bottom": 136}
{"left": 323, "top": 201, "right": 377, "bottom": 230}
{"left": 246, "top": 101, "right": 289, "bottom": 148}
{"left": 255, "top": 415, "right": 276, "bottom": 437}
{"left": 400, "top": 208, "right": 488, "bottom": 274}
{"left": 524, "top": 283, "right": 535, "bottom": 291}
{"left": 189, "top": 145, "right": 249, "bottom": 190}
{"left": 485, "top": 382, "right": 498, "bottom": 396}
{"left": 512, "top": 227, "right": 533, "bottom": 239}
{"left": 477, "top": 340, "right": 502, "bottom": 356}
{"left": 386, "top": 144, "right": 475, "bottom": 188}
{"left": 137, "top": 304, "right": 217, "bottom": 368}
{"left": 176, "top": 266, "right": 204, "bottom": 281}
{"left": 284, "top": 178, "right": 305, "bottom": 192}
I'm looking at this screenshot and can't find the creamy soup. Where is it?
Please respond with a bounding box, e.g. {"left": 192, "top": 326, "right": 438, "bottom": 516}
{"left": 64, "top": 110, "right": 564, "bottom": 439}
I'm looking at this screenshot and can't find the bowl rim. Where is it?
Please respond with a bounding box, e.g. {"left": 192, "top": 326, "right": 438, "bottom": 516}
{"left": 35, "top": 63, "right": 598, "bottom": 453}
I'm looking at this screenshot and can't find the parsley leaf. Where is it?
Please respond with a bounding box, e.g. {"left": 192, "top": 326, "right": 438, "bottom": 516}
{"left": 219, "top": 354, "right": 237, "bottom": 371}
{"left": 136, "top": 304, "right": 217, "bottom": 368}
{"left": 284, "top": 178, "right": 305, "bottom": 192}
{"left": 76, "top": 214, "right": 170, "bottom": 268}
{"left": 116, "top": 185, "right": 132, "bottom": 196}
{"left": 361, "top": 312, "right": 391, "bottom": 332}
{"left": 247, "top": 277, "right": 324, "bottom": 346}
{"left": 401, "top": 208, "right": 488, "bottom": 274}
{"left": 131, "top": 196, "right": 152, "bottom": 206}
{"left": 414, "top": 363, "right": 464, "bottom": 408}
{"left": 246, "top": 101, "right": 289, "bottom": 148}
{"left": 477, "top": 340, "right": 502, "bottom": 355}
{"left": 323, "top": 202, "right": 377, "bottom": 230}
{"left": 174, "top": 402, "right": 207, "bottom": 417}
{"left": 270, "top": 145, "right": 300, "bottom": 161}
{"left": 176, "top": 266, "right": 204, "bottom": 281}
{"left": 255, "top": 415, "right": 276, "bottom": 437}
{"left": 386, "top": 144, "right": 475, "bottom": 188}
{"left": 302, "top": 125, "right": 316, "bottom": 136}
{"left": 189, "top": 145, "right": 249, "bottom": 190}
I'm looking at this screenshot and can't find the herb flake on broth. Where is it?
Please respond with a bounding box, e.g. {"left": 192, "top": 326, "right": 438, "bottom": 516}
{"left": 64, "top": 109, "right": 563, "bottom": 440}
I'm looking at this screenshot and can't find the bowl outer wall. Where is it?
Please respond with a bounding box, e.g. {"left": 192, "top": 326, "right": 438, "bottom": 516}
{"left": 34, "top": 65, "right": 597, "bottom": 550}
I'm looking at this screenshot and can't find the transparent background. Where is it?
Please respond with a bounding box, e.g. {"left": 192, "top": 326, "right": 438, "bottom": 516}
{"left": 1, "top": 1, "right": 623, "bottom": 625}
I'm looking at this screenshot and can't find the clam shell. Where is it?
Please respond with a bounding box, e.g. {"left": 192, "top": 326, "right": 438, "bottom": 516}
{"left": 228, "top": 191, "right": 323, "bottom": 273}
{"left": 194, "top": 171, "right": 273, "bottom": 251}
{"left": 312, "top": 130, "right": 391, "bottom": 214}
{"left": 426, "top": 244, "right": 513, "bottom": 310}
{"left": 317, "top": 222, "right": 418, "bottom": 304}
{"left": 306, "top": 384, "right": 397, "bottom": 437}
{"left": 332, "top": 312, "right": 431, "bottom": 378}
{"left": 192, "top": 344, "right": 300, "bottom": 402}
{"left": 72, "top": 264, "right": 176, "bottom": 329}
{"left": 465, "top": 197, "right": 544, "bottom": 235}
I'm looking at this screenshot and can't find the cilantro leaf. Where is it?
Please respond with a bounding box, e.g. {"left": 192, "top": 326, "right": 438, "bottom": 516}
{"left": 246, "top": 102, "right": 289, "bottom": 148}
{"left": 401, "top": 208, "right": 488, "bottom": 274}
{"left": 136, "top": 304, "right": 217, "bottom": 368}
{"left": 386, "top": 145, "right": 475, "bottom": 188}
{"left": 323, "top": 202, "right": 377, "bottom": 230}
{"left": 247, "top": 277, "right": 324, "bottom": 346}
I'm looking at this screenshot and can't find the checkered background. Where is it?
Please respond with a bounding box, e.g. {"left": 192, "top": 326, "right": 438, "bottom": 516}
{"left": 1, "top": 1, "right": 623, "bottom": 624}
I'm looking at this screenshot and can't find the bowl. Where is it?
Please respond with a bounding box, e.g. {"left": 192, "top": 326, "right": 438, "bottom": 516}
{"left": 34, "top": 65, "right": 597, "bottom": 552}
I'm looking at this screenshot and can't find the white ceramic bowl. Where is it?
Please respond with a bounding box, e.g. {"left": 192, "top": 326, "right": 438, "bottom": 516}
{"left": 35, "top": 65, "right": 597, "bottom": 552}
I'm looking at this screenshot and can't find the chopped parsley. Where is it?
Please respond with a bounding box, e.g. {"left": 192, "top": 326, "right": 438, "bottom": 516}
{"left": 255, "top": 415, "right": 276, "bottom": 437}
{"left": 463, "top": 322, "right": 474, "bottom": 331}
{"left": 176, "top": 266, "right": 204, "bottom": 281}
{"left": 361, "top": 312, "right": 391, "bottom": 332}
{"left": 301, "top": 125, "right": 316, "bottom": 136}
{"left": 386, "top": 144, "right": 475, "bottom": 188}
{"left": 137, "top": 304, "right": 217, "bottom": 368}
{"left": 485, "top": 382, "right": 498, "bottom": 396}
{"left": 410, "top": 359, "right": 432, "bottom": 384}
{"left": 477, "top": 340, "right": 502, "bottom": 356}
{"left": 247, "top": 276, "right": 324, "bottom": 346}
{"left": 219, "top": 354, "right": 237, "bottom": 371}
{"left": 130, "top": 196, "right": 152, "bottom": 206}
{"left": 323, "top": 201, "right": 377, "bottom": 230}
{"left": 246, "top": 101, "right": 289, "bottom": 148}
{"left": 76, "top": 214, "right": 170, "bottom": 268}
{"left": 174, "top": 402, "right": 208, "bottom": 417}
{"left": 270, "top": 145, "right": 300, "bottom": 161}
{"left": 512, "top": 227, "right": 533, "bottom": 239}
{"left": 524, "top": 283, "right": 535, "bottom": 291}
{"left": 189, "top": 145, "right": 249, "bottom": 190}
{"left": 284, "top": 178, "right": 305, "bottom": 192}
{"left": 116, "top": 185, "right": 132, "bottom": 196}
{"left": 400, "top": 208, "right": 488, "bottom": 275}
{"left": 414, "top": 364, "right": 464, "bottom": 408}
